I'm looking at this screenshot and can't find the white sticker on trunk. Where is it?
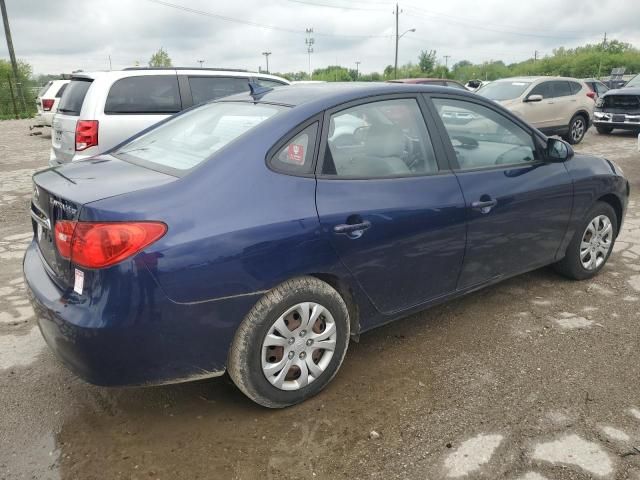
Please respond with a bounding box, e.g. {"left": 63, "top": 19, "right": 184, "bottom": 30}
{"left": 74, "top": 269, "right": 84, "bottom": 295}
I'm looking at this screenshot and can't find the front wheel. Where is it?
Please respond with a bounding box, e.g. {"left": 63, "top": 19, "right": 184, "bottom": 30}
{"left": 554, "top": 202, "right": 617, "bottom": 280}
{"left": 563, "top": 115, "right": 588, "bottom": 144}
{"left": 228, "top": 277, "right": 350, "bottom": 408}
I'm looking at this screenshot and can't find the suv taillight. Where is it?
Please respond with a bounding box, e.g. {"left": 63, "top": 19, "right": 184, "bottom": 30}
{"left": 55, "top": 221, "right": 167, "bottom": 269}
{"left": 586, "top": 90, "right": 596, "bottom": 100}
{"left": 75, "top": 120, "right": 99, "bottom": 151}
{"left": 42, "top": 99, "right": 55, "bottom": 111}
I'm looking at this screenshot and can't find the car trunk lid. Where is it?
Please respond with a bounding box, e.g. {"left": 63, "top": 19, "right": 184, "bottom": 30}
{"left": 30, "top": 155, "right": 176, "bottom": 287}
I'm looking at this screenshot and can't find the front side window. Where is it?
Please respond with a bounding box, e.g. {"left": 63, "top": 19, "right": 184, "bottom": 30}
{"left": 188, "top": 77, "right": 249, "bottom": 105}
{"left": 529, "top": 81, "right": 553, "bottom": 99}
{"left": 113, "top": 102, "right": 287, "bottom": 173}
{"left": 432, "top": 98, "right": 538, "bottom": 170}
{"left": 322, "top": 98, "right": 438, "bottom": 178}
{"left": 105, "top": 75, "right": 181, "bottom": 114}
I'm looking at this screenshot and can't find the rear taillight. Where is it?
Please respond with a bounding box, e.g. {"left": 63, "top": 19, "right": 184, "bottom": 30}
{"left": 54, "top": 221, "right": 166, "bottom": 269}
{"left": 587, "top": 90, "right": 596, "bottom": 100}
{"left": 75, "top": 120, "right": 99, "bottom": 151}
{"left": 42, "top": 99, "right": 55, "bottom": 111}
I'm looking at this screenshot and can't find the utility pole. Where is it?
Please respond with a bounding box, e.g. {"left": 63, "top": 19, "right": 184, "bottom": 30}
{"left": 534, "top": 50, "right": 538, "bottom": 63}
{"left": 355, "top": 61, "right": 361, "bottom": 80}
{"left": 1, "top": 0, "right": 25, "bottom": 112}
{"left": 197, "top": 59, "right": 204, "bottom": 68}
{"left": 262, "top": 51, "right": 272, "bottom": 74}
{"left": 305, "top": 28, "right": 314, "bottom": 79}
{"left": 394, "top": 3, "right": 400, "bottom": 79}
{"left": 443, "top": 55, "right": 451, "bottom": 78}
{"left": 597, "top": 32, "right": 607, "bottom": 79}
{"left": 108, "top": 55, "right": 112, "bottom": 70}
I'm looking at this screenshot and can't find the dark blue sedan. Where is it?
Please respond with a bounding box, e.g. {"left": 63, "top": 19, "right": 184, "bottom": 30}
{"left": 25, "top": 83, "right": 629, "bottom": 407}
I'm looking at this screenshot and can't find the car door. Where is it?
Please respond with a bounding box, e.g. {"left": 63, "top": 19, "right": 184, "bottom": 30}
{"left": 315, "top": 96, "right": 467, "bottom": 314}
{"left": 523, "top": 81, "right": 556, "bottom": 129}
{"left": 427, "top": 95, "right": 573, "bottom": 289}
{"left": 550, "top": 80, "right": 574, "bottom": 127}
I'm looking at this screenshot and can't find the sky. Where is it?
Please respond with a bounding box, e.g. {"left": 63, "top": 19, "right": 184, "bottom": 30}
{"left": 1, "top": 0, "right": 639, "bottom": 76}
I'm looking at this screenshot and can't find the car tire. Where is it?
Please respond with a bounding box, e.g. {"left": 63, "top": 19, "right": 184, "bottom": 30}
{"left": 596, "top": 126, "right": 613, "bottom": 134}
{"left": 553, "top": 201, "right": 618, "bottom": 280}
{"left": 563, "top": 114, "right": 588, "bottom": 144}
{"left": 228, "top": 276, "right": 350, "bottom": 408}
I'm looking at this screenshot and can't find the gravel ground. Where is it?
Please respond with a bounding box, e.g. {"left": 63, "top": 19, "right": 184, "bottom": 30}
{"left": 1, "top": 119, "right": 640, "bottom": 480}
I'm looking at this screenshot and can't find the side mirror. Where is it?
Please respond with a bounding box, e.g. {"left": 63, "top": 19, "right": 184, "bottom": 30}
{"left": 547, "top": 138, "right": 574, "bottom": 162}
{"left": 525, "top": 94, "right": 543, "bottom": 102}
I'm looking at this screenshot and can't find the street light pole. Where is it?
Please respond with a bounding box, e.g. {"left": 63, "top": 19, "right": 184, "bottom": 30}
{"left": 394, "top": 3, "right": 399, "bottom": 79}
{"left": 355, "top": 61, "right": 361, "bottom": 80}
{"left": 197, "top": 59, "right": 204, "bottom": 68}
{"left": 395, "top": 27, "right": 416, "bottom": 79}
{"left": 262, "top": 51, "right": 272, "bottom": 74}
{"left": 305, "top": 28, "right": 314, "bottom": 79}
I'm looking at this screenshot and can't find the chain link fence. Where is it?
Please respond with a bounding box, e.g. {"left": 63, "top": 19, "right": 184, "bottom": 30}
{"left": 0, "top": 74, "right": 37, "bottom": 120}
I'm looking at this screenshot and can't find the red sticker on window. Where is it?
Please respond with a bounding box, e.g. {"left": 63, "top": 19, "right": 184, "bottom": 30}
{"left": 287, "top": 144, "right": 305, "bottom": 164}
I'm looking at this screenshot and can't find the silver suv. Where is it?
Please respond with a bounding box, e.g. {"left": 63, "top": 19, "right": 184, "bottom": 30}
{"left": 50, "top": 68, "right": 290, "bottom": 166}
{"left": 477, "top": 76, "right": 595, "bottom": 144}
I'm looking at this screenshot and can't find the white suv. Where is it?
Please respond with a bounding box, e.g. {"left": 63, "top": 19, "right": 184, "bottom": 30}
{"left": 35, "top": 79, "right": 70, "bottom": 126}
{"left": 50, "top": 68, "right": 290, "bottom": 166}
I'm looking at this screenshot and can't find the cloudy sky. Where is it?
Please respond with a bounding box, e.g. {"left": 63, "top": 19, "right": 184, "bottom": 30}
{"left": 1, "top": 0, "right": 639, "bottom": 76}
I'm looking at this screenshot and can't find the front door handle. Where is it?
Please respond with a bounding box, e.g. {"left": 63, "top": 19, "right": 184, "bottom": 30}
{"left": 333, "top": 220, "right": 371, "bottom": 234}
{"left": 471, "top": 198, "right": 498, "bottom": 214}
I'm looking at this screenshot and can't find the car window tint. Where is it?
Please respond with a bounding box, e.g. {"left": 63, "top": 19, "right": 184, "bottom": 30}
{"left": 552, "top": 81, "right": 572, "bottom": 97}
{"left": 569, "top": 82, "right": 582, "bottom": 95}
{"left": 322, "top": 98, "right": 438, "bottom": 178}
{"left": 530, "top": 81, "right": 553, "bottom": 99}
{"left": 55, "top": 83, "right": 68, "bottom": 98}
{"left": 432, "top": 98, "right": 538, "bottom": 170}
{"left": 57, "top": 78, "right": 92, "bottom": 116}
{"left": 595, "top": 83, "right": 609, "bottom": 95}
{"left": 105, "top": 75, "right": 181, "bottom": 114}
{"left": 189, "top": 77, "right": 249, "bottom": 104}
{"left": 270, "top": 123, "right": 318, "bottom": 175}
{"left": 256, "top": 78, "right": 287, "bottom": 88}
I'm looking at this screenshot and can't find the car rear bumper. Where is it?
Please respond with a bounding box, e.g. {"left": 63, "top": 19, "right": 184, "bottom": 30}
{"left": 23, "top": 241, "right": 257, "bottom": 386}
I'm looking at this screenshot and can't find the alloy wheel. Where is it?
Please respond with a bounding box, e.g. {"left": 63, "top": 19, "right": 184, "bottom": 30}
{"left": 580, "top": 214, "right": 613, "bottom": 271}
{"left": 261, "top": 302, "right": 337, "bottom": 391}
{"left": 571, "top": 118, "right": 585, "bottom": 142}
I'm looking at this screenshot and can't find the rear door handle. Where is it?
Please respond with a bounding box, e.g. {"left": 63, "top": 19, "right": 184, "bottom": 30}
{"left": 333, "top": 221, "right": 371, "bottom": 234}
{"left": 471, "top": 198, "right": 498, "bottom": 213}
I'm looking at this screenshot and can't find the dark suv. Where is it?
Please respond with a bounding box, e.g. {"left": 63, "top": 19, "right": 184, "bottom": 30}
{"left": 594, "top": 73, "right": 640, "bottom": 134}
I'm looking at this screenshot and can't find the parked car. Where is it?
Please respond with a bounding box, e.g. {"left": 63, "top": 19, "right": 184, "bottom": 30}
{"left": 25, "top": 83, "right": 628, "bottom": 408}
{"left": 593, "top": 77, "right": 640, "bottom": 134}
{"left": 583, "top": 78, "right": 609, "bottom": 99}
{"left": 35, "top": 79, "right": 70, "bottom": 126}
{"left": 477, "top": 76, "right": 594, "bottom": 144}
{"left": 465, "top": 79, "right": 490, "bottom": 91}
{"left": 50, "top": 68, "right": 290, "bottom": 166}
{"left": 388, "top": 78, "right": 468, "bottom": 90}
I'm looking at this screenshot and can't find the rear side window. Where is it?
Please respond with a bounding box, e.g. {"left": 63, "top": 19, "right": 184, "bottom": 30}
{"left": 188, "top": 77, "right": 249, "bottom": 105}
{"left": 105, "top": 75, "right": 181, "bottom": 114}
{"left": 55, "top": 83, "right": 68, "bottom": 98}
{"left": 113, "top": 102, "right": 287, "bottom": 173}
{"left": 552, "top": 81, "right": 572, "bottom": 97}
{"left": 270, "top": 123, "right": 318, "bottom": 175}
{"left": 569, "top": 82, "right": 582, "bottom": 95}
{"left": 57, "top": 79, "right": 92, "bottom": 116}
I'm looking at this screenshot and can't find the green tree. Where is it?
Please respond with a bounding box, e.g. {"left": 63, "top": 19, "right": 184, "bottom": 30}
{"left": 148, "top": 48, "right": 172, "bottom": 67}
{"left": 418, "top": 50, "right": 437, "bottom": 73}
{"left": 0, "top": 59, "right": 37, "bottom": 119}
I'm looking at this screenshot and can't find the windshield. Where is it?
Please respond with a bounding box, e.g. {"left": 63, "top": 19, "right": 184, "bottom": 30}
{"left": 114, "top": 102, "right": 287, "bottom": 172}
{"left": 626, "top": 74, "right": 640, "bottom": 88}
{"left": 477, "top": 81, "right": 532, "bottom": 101}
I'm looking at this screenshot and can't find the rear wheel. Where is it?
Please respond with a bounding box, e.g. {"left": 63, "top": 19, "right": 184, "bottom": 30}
{"left": 563, "top": 114, "right": 587, "bottom": 144}
{"left": 596, "top": 126, "right": 613, "bottom": 134}
{"left": 554, "top": 202, "right": 617, "bottom": 280}
{"left": 228, "top": 276, "right": 350, "bottom": 408}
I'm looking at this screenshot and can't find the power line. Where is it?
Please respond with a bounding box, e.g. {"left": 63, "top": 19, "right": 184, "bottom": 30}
{"left": 146, "top": 0, "right": 392, "bottom": 38}
{"left": 284, "top": 0, "right": 389, "bottom": 11}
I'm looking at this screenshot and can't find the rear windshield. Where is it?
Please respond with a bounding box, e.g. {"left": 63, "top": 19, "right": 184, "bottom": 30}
{"left": 57, "top": 78, "right": 92, "bottom": 116}
{"left": 477, "top": 81, "right": 532, "bottom": 101}
{"left": 113, "top": 102, "right": 287, "bottom": 173}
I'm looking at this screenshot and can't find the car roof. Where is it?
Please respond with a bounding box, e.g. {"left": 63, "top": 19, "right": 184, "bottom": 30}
{"left": 69, "top": 68, "right": 289, "bottom": 84}
{"left": 389, "top": 78, "right": 451, "bottom": 84}
{"left": 220, "top": 82, "right": 476, "bottom": 109}
{"left": 493, "top": 76, "right": 583, "bottom": 83}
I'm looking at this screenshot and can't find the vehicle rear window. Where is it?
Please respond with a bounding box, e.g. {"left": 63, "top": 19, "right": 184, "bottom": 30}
{"left": 113, "top": 102, "right": 287, "bottom": 173}
{"left": 57, "top": 78, "right": 92, "bottom": 116}
{"left": 477, "top": 81, "right": 532, "bottom": 101}
{"left": 38, "top": 81, "right": 52, "bottom": 97}
{"left": 105, "top": 75, "right": 181, "bottom": 114}
{"left": 189, "top": 77, "right": 249, "bottom": 105}
{"left": 55, "top": 83, "right": 68, "bottom": 98}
